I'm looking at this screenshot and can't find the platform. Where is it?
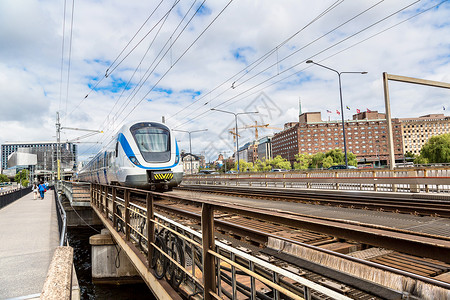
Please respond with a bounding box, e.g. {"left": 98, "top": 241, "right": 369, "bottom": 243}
{"left": 0, "top": 190, "right": 59, "bottom": 299}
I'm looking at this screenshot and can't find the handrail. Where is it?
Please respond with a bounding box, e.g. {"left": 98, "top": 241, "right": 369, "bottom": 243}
{"left": 182, "top": 170, "right": 450, "bottom": 193}
{"left": 88, "top": 183, "right": 450, "bottom": 300}
{"left": 55, "top": 188, "right": 68, "bottom": 246}
{"left": 0, "top": 186, "right": 32, "bottom": 209}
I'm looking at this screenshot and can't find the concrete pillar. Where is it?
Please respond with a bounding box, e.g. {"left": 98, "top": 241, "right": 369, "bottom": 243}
{"left": 408, "top": 170, "right": 420, "bottom": 193}
{"left": 89, "top": 229, "right": 142, "bottom": 284}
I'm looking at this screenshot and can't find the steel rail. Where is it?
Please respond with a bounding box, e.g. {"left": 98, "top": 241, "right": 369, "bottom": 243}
{"left": 153, "top": 199, "right": 450, "bottom": 291}
{"left": 177, "top": 185, "right": 450, "bottom": 217}
{"left": 186, "top": 175, "right": 450, "bottom": 185}
{"left": 90, "top": 183, "right": 356, "bottom": 299}
{"left": 153, "top": 191, "right": 450, "bottom": 263}
{"left": 155, "top": 213, "right": 354, "bottom": 300}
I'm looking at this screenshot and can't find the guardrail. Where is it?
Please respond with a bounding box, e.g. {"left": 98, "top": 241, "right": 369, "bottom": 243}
{"left": 89, "top": 183, "right": 450, "bottom": 300}
{"left": 183, "top": 168, "right": 450, "bottom": 193}
{"left": 55, "top": 188, "right": 68, "bottom": 246}
{"left": 90, "top": 184, "right": 359, "bottom": 300}
{"left": 61, "top": 181, "right": 91, "bottom": 206}
{"left": 0, "top": 186, "right": 32, "bottom": 209}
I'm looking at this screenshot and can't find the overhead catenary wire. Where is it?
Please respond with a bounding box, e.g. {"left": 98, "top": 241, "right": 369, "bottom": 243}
{"left": 171, "top": 0, "right": 385, "bottom": 125}
{"left": 63, "top": 0, "right": 76, "bottom": 124}
{"left": 103, "top": 0, "right": 221, "bottom": 132}
{"left": 82, "top": 0, "right": 167, "bottom": 99}
{"left": 217, "top": 0, "right": 449, "bottom": 115}
{"left": 172, "top": 0, "right": 431, "bottom": 129}
{"left": 96, "top": 0, "right": 190, "bottom": 136}
{"left": 165, "top": 0, "right": 346, "bottom": 122}
{"left": 66, "top": 0, "right": 180, "bottom": 120}
{"left": 58, "top": 0, "right": 68, "bottom": 113}
{"left": 109, "top": 0, "right": 199, "bottom": 130}
{"left": 116, "top": 0, "right": 235, "bottom": 128}
{"left": 78, "top": 0, "right": 444, "bottom": 159}
{"left": 86, "top": 0, "right": 200, "bottom": 153}
{"left": 77, "top": 0, "right": 210, "bottom": 158}
{"left": 79, "top": 0, "right": 355, "bottom": 158}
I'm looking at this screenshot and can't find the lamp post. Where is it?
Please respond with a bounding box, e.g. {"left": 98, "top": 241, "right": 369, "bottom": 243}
{"left": 211, "top": 108, "right": 258, "bottom": 173}
{"left": 306, "top": 60, "right": 367, "bottom": 168}
{"left": 173, "top": 129, "right": 208, "bottom": 174}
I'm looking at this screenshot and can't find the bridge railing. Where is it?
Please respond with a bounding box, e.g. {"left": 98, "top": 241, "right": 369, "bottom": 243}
{"left": 0, "top": 186, "right": 32, "bottom": 210}
{"left": 183, "top": 167, "right": 450, "bottom": 193}
{"left": 90, "top": 184, "right": 354, "bottom": 300}
{"left": 61, "top": 181, "right": 91, "bottom": 206}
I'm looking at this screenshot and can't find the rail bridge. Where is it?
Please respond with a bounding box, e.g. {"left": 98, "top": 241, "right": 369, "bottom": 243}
{"left": 57, "top": 167, "right": 450, "bottom": 300}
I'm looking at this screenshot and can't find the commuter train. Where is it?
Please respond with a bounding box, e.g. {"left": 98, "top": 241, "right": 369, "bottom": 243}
{"left": 78, "top": 121, "right": 183, "bottom": 190}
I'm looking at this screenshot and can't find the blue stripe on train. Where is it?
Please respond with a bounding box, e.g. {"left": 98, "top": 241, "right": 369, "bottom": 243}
{"left": 118, "top": 133, "right": 180, "bottom": 170}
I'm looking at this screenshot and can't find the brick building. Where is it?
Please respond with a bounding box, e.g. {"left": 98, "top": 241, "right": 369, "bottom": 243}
{"left": 272, "top": 111, "right": 404, "bottom": 166}
{"left": 399, "top": 114, "right": 450, "bottom": 155}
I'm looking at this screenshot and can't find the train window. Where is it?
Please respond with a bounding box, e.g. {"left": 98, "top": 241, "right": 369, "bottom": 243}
{"left": 130, "top": 122, "right": 171, "bottom": 163}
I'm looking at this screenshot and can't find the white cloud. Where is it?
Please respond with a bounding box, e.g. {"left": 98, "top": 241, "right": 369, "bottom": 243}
{"left": 0, "top": 0, "right": 449, "bottom": 162}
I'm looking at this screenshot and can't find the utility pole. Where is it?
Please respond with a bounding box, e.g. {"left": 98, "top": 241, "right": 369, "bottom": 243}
{"left": 56, "top": 112, "right": 61, "bottom": 187}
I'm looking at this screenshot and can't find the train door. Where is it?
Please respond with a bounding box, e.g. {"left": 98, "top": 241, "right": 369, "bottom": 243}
{"left": 103, "top": 151, "right": 108, "bottom": 184}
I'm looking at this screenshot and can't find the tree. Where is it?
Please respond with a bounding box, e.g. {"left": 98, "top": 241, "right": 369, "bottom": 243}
{"left": 293, "top": 153, "right": 312, "bottom": 170}
{"left": 0, "top": 174, "right": 9, "bottom": 183}
{"left": 404, "top": 151, "right": 416, "bottom": 162}
{"left": 218, "top": 160, "right": 235, "bottom": 173}
{"left": 293, "top": 149, "right": 357, "bottom": 170}
{"left": 415, "top": 134, "right": 450, "bottom": 163}
{"left": 255, "top": 159, "right": 272, "bottom": 172}
{"left": 324, "top": 149, "right": 357, "bottom": 167}
{"left": 14, "top": 169, "right": 29, "bottom": 187}
{"left": 233, "top": 160, "right": 257, "bottom": 172}
{"left": 265, "top": 155, "right": 291, "bottom": 170}
{"left": 310, "top": 152, "right": 325, "bottom": 169}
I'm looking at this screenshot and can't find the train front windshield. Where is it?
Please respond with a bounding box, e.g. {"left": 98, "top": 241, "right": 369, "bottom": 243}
{"left": 130, "top": 123, "right": 171, "bottom": 163}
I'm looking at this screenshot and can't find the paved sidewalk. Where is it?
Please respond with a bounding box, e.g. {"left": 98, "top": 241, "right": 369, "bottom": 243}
{"left": 0, "top": 190, "right": 59, "bottom": 299}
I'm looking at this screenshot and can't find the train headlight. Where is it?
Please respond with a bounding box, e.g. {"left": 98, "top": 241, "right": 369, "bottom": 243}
{"left": 130, "top": 156, "right": 141, "bottom": 166}
{"left": 175, "top": 155, "right": 180, "bottom": 164}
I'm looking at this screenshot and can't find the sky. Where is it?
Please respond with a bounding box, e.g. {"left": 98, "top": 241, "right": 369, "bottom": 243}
{"left": 0, "top": 0, "right": 449, "bottom": 163}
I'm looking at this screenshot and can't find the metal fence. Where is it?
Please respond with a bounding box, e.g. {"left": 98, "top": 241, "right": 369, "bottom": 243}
{"left": 184, "top": 167, "right": 450, "bottom": 193}
{"left": 90, "top": 184, "right": 354, "bottom": 300}
{"left": 54, "top": 187, "right": 68, "bottom": 246}
{"left": 0, "top": 186, "right": 32, "bottom": 210}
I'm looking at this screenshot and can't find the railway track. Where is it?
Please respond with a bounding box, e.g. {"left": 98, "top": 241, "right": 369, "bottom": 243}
{"left": 95, "top": 184, "right": 450, "bottom": 299}
{"left": 151, "top": 196, "right": 450, "bottom": 299}
{"left": 176, "top": 185, "right": 450, "bottom": 217}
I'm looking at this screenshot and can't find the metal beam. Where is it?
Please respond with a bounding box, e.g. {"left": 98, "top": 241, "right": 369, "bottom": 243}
{"left": 201, "top": 203, "right": 216, "bottom": 300}
{"left": 383, "top": 72, "right": 450, "bottom": 170}
{"left": 91, "top": 204, "right": 180, "bottom": 300}
{"left": 386, "top": 74, "right": 450, "bottom": 89}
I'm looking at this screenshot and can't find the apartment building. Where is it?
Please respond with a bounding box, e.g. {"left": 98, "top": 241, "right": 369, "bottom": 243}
{"left": 400, "top": 114, "right": 450, "bottom": 155}
{"left": 272, "top": 111, "right": 404, "bottom": 165}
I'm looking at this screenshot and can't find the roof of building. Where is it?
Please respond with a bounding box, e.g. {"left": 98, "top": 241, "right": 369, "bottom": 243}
{"left": 181, "top": 153, "right": 200, "bottom": 160}
{"left": 399, "top": 114, "right": 449, "bottom": 122}
{"left": 2, "top": 141, "right": 74, "bottom": 146}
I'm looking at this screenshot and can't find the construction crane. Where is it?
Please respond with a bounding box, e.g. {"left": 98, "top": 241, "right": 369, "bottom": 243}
{"left": 242, "top": 121, "right": 282, "bottom": 140}
{"left": 229, "top": 121, "right": 281, "bottom": 143}
{"left": 228, "top": 128, "right": 240, "bottom": 144}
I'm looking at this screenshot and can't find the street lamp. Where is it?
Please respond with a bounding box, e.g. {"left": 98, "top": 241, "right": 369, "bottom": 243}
{"left": 173, "top": 129, "right": 208, "bottom": 174}
{"left": 211, "top": 108, "right": 258, "bottom": 172}
{"left": 306, "top": 60, "right": 367, "bottom": 168}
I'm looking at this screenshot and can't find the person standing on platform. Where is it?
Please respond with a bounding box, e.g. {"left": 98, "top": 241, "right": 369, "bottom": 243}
{"left": 32, "top": 183, "right": 39, "bottom": 200}
{"left": 38, "top": 181, "right": 46, "bottom": 200}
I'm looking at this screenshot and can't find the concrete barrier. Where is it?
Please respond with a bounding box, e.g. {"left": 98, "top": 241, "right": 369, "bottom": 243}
{"left": 40, "top": 246, "right": 74, "bottom": 300}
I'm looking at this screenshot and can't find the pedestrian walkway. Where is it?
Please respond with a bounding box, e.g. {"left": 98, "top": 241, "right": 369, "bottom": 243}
{"left": 0, "top": 190, "right": 59, "bottom": 299}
